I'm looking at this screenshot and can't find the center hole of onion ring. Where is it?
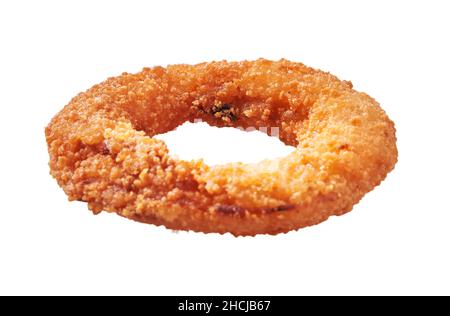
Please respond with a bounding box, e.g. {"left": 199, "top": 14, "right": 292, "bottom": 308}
{"left": 154, "top": 122, "right": 295, "bottom": 165}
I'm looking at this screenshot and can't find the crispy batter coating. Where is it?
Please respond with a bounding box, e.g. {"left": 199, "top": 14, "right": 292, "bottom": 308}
{"left": 45, "top": 59, "right": 397, "bottom": 236}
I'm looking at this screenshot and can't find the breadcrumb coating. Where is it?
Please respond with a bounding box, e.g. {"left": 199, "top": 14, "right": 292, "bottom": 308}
{"left": 45, "top": 59, "right": 397, "bottom": 236}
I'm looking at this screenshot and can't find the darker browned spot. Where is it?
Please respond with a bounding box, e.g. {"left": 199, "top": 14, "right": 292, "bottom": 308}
{"left": 211, "top": 103, "right": 238, "bottom": 121}
{"left": 344, "top": 80, "right": 353, "bottom": 88}
{"left": 92, "top": 209, "right": 102, "bottom": 215}
{"left": 266, "top": 204, "right": 295, "bottom": 212}
{"left": 81, "top": 178, "right": 95, "bottom": 185}
{"left": 217, "top": 204, "right": 296, "bottom": 214}
{"left": 100, "top": 142, "right": 110, "bottom": 155}
{"left": 338, "top": 144, "right": 350, "bottom": 151}
{"left": 216, "top": 205, "right": 244, "bottom": 214}
{"left": 219, "top": 103, "right": 232, "bottom": 110}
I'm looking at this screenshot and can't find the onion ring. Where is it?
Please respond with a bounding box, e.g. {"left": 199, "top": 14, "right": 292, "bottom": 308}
{"left": 45, "top": 59, "right": 397, "bottom": 236}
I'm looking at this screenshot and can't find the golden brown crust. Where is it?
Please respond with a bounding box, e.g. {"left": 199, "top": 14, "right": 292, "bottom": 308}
{"left": 45, "top": 59, "right": 397, "bottom": 236}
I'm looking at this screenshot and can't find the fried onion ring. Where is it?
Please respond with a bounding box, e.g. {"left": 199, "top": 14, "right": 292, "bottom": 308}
{"left": 45, "top": 59, "right": 397, "bottom": 236}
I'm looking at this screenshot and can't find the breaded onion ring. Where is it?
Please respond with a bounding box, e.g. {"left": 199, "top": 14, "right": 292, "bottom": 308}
{"left": 45, "top": 59, "right": 397, "bottom": 236}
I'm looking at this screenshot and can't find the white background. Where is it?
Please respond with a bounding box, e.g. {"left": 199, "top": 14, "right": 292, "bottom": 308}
{"left": 1, "top": 0, "right": 449, "bottom": 296}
